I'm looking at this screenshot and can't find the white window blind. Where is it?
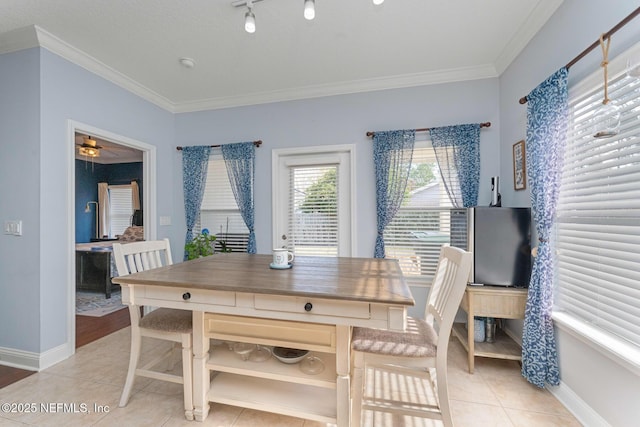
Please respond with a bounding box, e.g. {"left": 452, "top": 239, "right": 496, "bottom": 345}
{"left": 555, "top": 47, "right": 640, "bottom": 355}
{"left": 109, "top": 185, "right": 133, "bottom": 237}
{"left": 200, "top": 152, "right": 249, "bottom": 251}
{"left": 287, "top": 165, "right": 338, "bottom": 256}
{"left": 383, "top": 144, "right": 455, "bottom": 283}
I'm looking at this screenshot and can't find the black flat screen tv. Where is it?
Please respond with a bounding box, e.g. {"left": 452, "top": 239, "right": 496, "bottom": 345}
{"left": 450, "top": 207, "right": 532, "bottom": 287}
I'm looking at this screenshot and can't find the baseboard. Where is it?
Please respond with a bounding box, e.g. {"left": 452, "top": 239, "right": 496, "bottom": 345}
{"left": 547, "top": 381, "right": 611, "bottom": 427}
{"left": 0, "top": 342, "right": 73, "bottom": 372}
{"left": 0, "top": 346, "right": 39, "bottom": 371}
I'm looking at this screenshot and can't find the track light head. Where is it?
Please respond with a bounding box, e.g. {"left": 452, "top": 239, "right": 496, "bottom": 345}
{"left": 245, "top": 8, "right": 256, "bottom": 33}
{"left": 303, "top": 0, "right": 315, "bottom": 20}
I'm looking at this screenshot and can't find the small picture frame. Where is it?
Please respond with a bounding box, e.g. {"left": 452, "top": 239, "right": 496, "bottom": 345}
{"left": 513, "top": 140, "right": 526, "bottom": 191}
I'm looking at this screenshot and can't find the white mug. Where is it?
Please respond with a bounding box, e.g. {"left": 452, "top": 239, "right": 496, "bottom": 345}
{"left": 273, "top": 248, "right": 294, "bottom": 267}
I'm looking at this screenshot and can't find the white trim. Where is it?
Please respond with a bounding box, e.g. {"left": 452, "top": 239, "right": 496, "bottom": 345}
{"left": 67, "top": 120, "right": 157, "bottom": 359}
{"left": 547, "top": 381, "right": 612, "bottom": 427}
{"left": 553, "top": 311, "right": 640, "bottom": 377}
{"left": 0, "top": 346, "right": 40, "bottom": 371}
{"left": 35, "top": 26, "right": 175, "bottom": 112}
{"left": 271, "top": 144, "right": 356, "bottom": 256}
{"left": 172, "top": 65, "right": 498, "bottom": 113}
{"left": 0, "top": 342, "right": 75, "bottom": 372}
{"left": 493, "top": 0, "right": 564, "bottom": 74}
{"left": 1, "top": 26, "right": 498, "bottom": 114}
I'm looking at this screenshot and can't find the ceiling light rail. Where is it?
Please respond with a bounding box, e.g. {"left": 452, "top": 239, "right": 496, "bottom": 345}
{"left": 366, "top": 122, "right": 491, "bottom": 138}
{"left": 176, "top": 140, "right": 262, "bottom": 150}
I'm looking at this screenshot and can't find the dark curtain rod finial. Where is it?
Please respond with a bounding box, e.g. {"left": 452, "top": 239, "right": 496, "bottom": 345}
{"left": 176, "top": 140, "right": 262, "bottom": 150}
{"left": 366, "top": 121, "right": 491, "bottom": 138}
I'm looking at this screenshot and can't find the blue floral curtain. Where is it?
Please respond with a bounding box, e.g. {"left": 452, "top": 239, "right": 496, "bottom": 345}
{"left": 373, "top": 130, "right": 415, "bottom": 258}
{"left": 430, "top": 124, "right": 481, "bottom": 208}
{"left": 182, "top": 145, "right": 211, "bottom": 259}
{"left": 522, "top": 67, "right": 569, "bottom": 387}
{"left": 221, "top": 142, "right": 257, "bottom": 254}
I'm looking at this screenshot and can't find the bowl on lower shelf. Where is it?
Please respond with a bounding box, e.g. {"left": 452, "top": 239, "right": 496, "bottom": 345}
{"left": 272, "top": 347, "right": 309, "bottom": 364}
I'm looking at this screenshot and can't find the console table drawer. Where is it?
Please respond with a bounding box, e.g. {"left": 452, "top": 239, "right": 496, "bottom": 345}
{"left": 141, "top": 286, "right": 236, "bottom": 307}
{"left": 204, "top": 313, "right": 336, "bottom": 350}
{"left": 253, "top": 294, "right": 370, "bottom": 319}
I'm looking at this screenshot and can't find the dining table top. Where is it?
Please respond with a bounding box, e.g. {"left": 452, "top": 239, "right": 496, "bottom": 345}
{"left": 112, "top": 253, "right": 414, "bottom": 306}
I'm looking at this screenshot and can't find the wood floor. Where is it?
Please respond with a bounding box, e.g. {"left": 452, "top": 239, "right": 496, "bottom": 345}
{"left": 0, "top": 307, "right": 130, "bottom": 389}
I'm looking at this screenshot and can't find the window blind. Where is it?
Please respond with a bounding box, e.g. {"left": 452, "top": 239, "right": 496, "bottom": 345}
{"left": 200, "top": 152, "right": 249, "bottom": 251}
{"left": 287, "top": 165, "right": 338, "bottom": 256}
{"left": 109, "top": 185, "right": 133, "bottom": 237}
{"left": 555, "top": 55, "right": 640, "bottom": 351}
{"left": 383, "top": 145, "right": 455, "bottom": 283}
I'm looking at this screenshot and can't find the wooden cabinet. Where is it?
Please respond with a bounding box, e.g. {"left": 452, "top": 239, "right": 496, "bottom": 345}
{"left": 451, "top": 285, "right": 527, "bottom": 373}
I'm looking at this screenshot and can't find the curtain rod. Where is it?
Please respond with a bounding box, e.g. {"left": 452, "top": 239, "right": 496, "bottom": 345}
{"left": 176, "top": 140, "right": 262, "bottom": 150}
{"left": 519, "top": 6, "right": 640, "bottom": 105}
{"left": 366, "top": 122, "right": 491, "bottom": 138}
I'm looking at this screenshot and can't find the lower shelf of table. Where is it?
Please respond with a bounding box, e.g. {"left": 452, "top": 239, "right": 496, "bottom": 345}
{"left": 452, "top": 323, "right": 522, "bottom": 360}
{"left": 208, "top": 373, "right": 337, "bottom": 424}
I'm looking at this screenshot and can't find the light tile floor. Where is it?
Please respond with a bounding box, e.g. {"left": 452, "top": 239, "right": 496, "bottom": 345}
{"left": 0, "top": 328, "right": 582, "bottom": 426}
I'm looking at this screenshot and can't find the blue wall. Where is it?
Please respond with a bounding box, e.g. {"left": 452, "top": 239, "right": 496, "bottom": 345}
{"left": 75, "top": 160, "right": 143, "bottom": 243}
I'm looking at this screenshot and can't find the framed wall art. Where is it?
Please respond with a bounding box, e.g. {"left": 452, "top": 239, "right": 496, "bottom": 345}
{"left": 512, "top": 140, "right": 526, "bottom": 190}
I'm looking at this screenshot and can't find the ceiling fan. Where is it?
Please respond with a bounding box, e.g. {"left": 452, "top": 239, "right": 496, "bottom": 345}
{"left": 77, "top": 135, "right": 102, "bottom": 158}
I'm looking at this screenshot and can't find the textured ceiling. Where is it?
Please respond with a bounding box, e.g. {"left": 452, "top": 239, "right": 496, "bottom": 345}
{"left": 1, "top": 0, "right": 563, "bottom": 112}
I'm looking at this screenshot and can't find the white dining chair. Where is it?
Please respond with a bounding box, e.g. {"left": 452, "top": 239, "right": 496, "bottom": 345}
{"left": 350, "top": 245, "right": 472, "bottom": 427}
{"left": 112, "top": 238, "right": 194, "bottom": 420}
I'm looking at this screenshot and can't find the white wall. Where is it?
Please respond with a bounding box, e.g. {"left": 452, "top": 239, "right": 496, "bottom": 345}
{"left": 498, "top": 1, "right": 640, "bottom": 426}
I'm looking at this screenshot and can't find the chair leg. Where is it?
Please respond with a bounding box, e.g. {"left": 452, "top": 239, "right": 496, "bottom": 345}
{"left": 436, "top": 356, "right": 453, "bottom": 427}
{"left": 119, "top": 322, "right": 142, "bottom": 407}
{"left": 181, "top": 333, "right": 194, "bottom": 421}
{"left": 351, "top": 351, "right": 364, "bottom": 427}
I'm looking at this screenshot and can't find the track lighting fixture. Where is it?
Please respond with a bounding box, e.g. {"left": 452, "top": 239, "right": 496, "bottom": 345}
{"left": 232, "top": 0, "right": 385, "bottom": 32}
{"left": 304, "top": 0, "right": 315, "bottom": 20}
{"left": 245, "top": 8, "right": 256, "bottom": 33}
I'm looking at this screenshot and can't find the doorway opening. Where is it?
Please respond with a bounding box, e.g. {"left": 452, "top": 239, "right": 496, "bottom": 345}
{"left": 67, "top": 120, "right": 157, "bottom": 353}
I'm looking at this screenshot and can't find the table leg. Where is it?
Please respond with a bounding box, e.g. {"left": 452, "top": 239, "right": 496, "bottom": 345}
{"left": 192, "top": 311, "right": 210, "bottom": 421}
{"left": 336, "top": 325, "right": 350, "bottom": 427}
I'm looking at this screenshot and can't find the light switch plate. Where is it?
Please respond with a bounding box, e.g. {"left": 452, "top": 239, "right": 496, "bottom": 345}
{"left": 4, "top": 220, "right": 22, "bottom": 236}
{"left": 159, "top": 216, "right": 171, "bottom": 226}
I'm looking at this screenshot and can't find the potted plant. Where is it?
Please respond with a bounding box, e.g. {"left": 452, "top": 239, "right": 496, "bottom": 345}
{"left": 184, "top": 230, "right": 217, "bottom": 260}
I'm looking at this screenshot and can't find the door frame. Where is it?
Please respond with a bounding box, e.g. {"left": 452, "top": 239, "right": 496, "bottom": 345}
{"left": 271, "top": 144, "right": 356, "bottom": 257}
{"left": 66, "top": 120, "right": 157, "bottom": 353}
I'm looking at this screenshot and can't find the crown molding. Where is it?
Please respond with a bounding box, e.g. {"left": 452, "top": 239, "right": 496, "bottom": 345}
{"left": 4, "top": 25, "right": 499, "bottom": 114}
{"left": 32, "top": 26, "right": 176, "bottom": 112}
{"left": 173, "top": 64, "right": 499, "bottom": 113}
{"left": 494, "top": 0, "right": 564, "bottom": 74}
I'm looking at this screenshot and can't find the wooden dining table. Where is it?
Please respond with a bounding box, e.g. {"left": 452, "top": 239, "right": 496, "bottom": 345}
{"left": 112, "top": 253, "right": 414, "bottom": 426}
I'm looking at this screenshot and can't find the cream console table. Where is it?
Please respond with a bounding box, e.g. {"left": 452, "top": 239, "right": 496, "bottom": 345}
{"left": 113, "top": 253, "right": 414, "bottom": 426}
{"left": 451, "top": 285, "right": 527, "bottom": 373}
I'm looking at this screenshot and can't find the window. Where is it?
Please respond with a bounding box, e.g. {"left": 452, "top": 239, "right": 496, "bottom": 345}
{"left": 200, "top": 152, "right": 249, "bottom": 252}
{"left": 288, "top": 165, "right": 339, "bottom": 256}
{"left": 273, "top": 146, "right": 353, "bottom": 257}
{"left": 383, "top": 141, "right": 455, "bottom": 283}
{"left": 555, "top": 42, "right": 640, "bottom": 367}
{"left": 108, "top": 185, "right": 133, "bottom": 237}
